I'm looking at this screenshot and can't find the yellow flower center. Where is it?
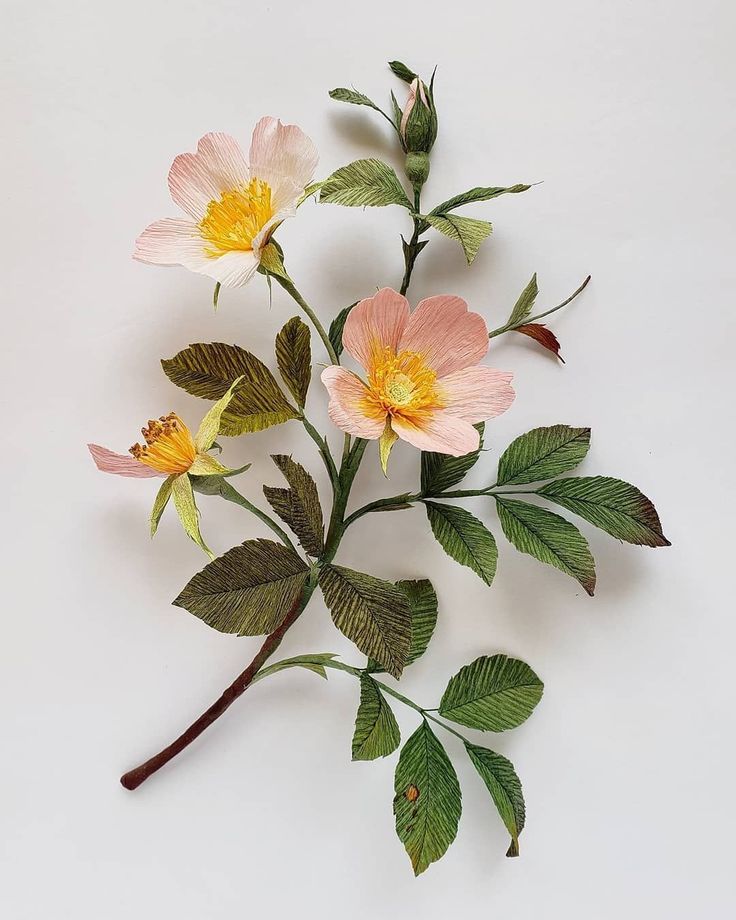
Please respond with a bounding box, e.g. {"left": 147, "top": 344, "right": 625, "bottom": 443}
{"left": 199, "top": 178, "right": 274, "bottom": 257}
{"left": 364, "top": 348, "right": 445, "bottom": 421}
{"left": 130, "top": 413, "right": 197, "bottom": 475}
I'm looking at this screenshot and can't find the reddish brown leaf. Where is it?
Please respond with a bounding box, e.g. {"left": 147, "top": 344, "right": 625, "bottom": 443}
{"left": 515, "top": 323, "right": 564, "bottom": 362}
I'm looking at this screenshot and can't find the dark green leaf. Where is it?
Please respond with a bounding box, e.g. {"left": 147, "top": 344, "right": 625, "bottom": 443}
{"left": 263, "top": 454, "right": 324, "bottom": 556}
{"left": 367, "top": 578, "right": 439, "bottom": 673}
{"left": 424, "top": 213, "right": 492, "bottom": 264}
{"left": 320, "top": 158, "right": 412, "bottom": 209}
{"left": 173, "top": 539, "right": 309, "bottom": 635}
{"left": 439, "top": 654, "right": 544, "bottom": 731}
{"left": 421, "top": 423, "right": 484, "bottom": 494}
{"left": 496, "top": 425, "right": 591, "bottom": 486}
{"left": 389, "top": 60, "right": 417, "bottom": 83}
{"left": 393, "top": 721, "right": 462, "bottom": 876}
{"left": 425, "top": 502, "right": 498, "bottom": 585}
{"left": 538, "top": 476, "right": 670, "bottom": 547}
{"left": 275, "top": 317, "right": 311, "bottom": 408}
{"left": 430, "top": 184, "right": 531, "bottom": 215}
{"left": 318, "top": 565, "right": 411, "bottom": 679}
{"left": 161, "top": 343, "right": 297, "bottom": 436}
{"left": 328, "top": 302, "right": 357, "bottom": 358}
{"left": 465, "top": 742, "right": 525, "bottom": 856}
{"left": 352, "top": 674, "right": 401, "bottom": 761}
{"left": 505, "top": 273, "right": 539, "bottom": 328}
{"left": 495, "top": 497, "right": 596, "bottom": 595}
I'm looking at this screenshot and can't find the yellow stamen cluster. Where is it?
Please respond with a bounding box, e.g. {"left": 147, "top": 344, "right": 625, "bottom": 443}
{"left": 364, "top": 347, "right": 444, "bottom": 422}
{"left": 130, "top": 412, "right": 197, "bottom": 475}
{"left": 199, "top": 178, "right": 274, "bottom": 257}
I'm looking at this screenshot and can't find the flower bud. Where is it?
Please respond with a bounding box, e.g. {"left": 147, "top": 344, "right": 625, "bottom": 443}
{"left": 399, "top": 77, "right": 437, "bottom": 155}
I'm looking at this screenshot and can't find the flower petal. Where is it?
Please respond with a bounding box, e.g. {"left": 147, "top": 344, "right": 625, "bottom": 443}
{"left": 439, "top": 367, "right": 516, "bottom": 423}
{"left": 398, "top": 295, "right": 489, "bottom": 376}
{"left": 133, "top": 219, "right": 210, "bottom": 268}
{"left": 168, "top": 132, "right": 249, "bottom": 220}
{"left": 88, "top": 444, "right": 165, "bottom": 478}
{"left": 249, "top": 116, "right": 318, "bottom": 193}
{"left": 321, "top": 367, "right": 386, "bottom": 439}
{"left": 391, "top": 412, "right": 481, "bottom": 456}
{"left": 342, "top": 288, "right": 410, "bottom": 370}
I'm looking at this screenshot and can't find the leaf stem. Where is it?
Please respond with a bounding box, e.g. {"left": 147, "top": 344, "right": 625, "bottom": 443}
{"left": 301, "top": 414, "right": 339, "bottom": 487}
{"left": 274, "top": 274, "right": 340, "bottom": 366}
{"left": 488, "top": 274, "right": 591, "bottom": 338}
{"left": 214, "top": 480, "right": 299, "bottom": 553}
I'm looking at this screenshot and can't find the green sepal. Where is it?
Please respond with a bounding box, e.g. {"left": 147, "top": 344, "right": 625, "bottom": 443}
{"left": 150, "top": 474, "right": 176, "bottom": 537}
{"left": 171, "top": 473, "right": 213, "bottom": 559}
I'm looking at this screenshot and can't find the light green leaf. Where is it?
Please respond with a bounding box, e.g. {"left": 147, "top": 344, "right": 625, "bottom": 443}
{"left": 393, "top": 721, "right": 462, "bottom": 876}
{"left": 430, "top": 184, "right": 531, "bottom": 215}
{"left": 367, "top": 578, "right": 439, "bottom": 673}
{"left": 150, "top": 474, "right": 176, "bottom": 537}
{"left": 439, "top": 654, "right": 544, "bottom": 731}
{"left": 161, "top": 343, "right": 298, "bottom": 436}
{"left": 173, "top": 539, "right": 309, "bottom": 635}
{"left": 465, "top": 742, "right": 526, "bottom": 856}
{"left": 352, "top": 674, "right": 401, "bottom": 761}
{"left": 328, "top": 87, "right": 387, "bottom": 119}
{"left": 275, "top": 316, "right": 312, "bottom": 408}
{"left": 171, "top": 473, "right": 213, "bottom": 558}
{"left": 318, "top": 565, "right": 411, "bottom": 679}
{"left": 424, "top": 214, "right": 492, "bottom": 264}
{"left": 263, "top": 454, "right": 324, "bottom": 556}
{"left": 328, "top": 302, "right": 357, "bottom": 358}
{"left": 496, "top": 425, "right": 591, "bottom": 486}
{"left": 320, "top": 158, "right": 413, "bottom": 209}
{"left": 505, "top": 273, "right": 539, "bottom": 328}
{"left": 253, "top": 653, "right": 339, "bottom": 683}
{"left": 495, "top": 497, "right": 596, "bottom": 595}
{"left": 420, "top": 423, "right": 484, "bottom": 495}
{"left": 194, "top": 376, "right": 245, "bottom": 451}
{"left": 425, "top": 501, "right": 498, "bottom": 585}
{"left": 537, "top": 476, "right": 670, "bottom": 547}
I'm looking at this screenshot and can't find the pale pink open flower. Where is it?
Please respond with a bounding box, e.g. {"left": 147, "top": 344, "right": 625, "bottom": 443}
{"left": 321, "top": 288, "right": 515, "bottom": 464}
{"left": 134, "top": 118, "right": 318, "bottom": 288}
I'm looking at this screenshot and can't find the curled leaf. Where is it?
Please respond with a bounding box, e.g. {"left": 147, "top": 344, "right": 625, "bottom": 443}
{"left": 515, "top": 323, "right": 564, "bottom": 362}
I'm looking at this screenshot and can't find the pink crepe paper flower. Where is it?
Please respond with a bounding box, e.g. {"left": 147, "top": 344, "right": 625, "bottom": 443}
{"left": 134, "top": 118, "right": 318, "bottom": 288}
{"left": 321, "top": 288, "right": 515, "bottom": 468}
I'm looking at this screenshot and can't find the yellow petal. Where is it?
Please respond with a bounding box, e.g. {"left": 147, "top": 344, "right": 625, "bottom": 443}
{"left": 172, "top": 473, "right": 214, "bottom": 559}
{"left": 379, "top": 418, "right": 399, "bottom": 477}
{"left": 194, "top": 376, "right": 244, "bottom": 452}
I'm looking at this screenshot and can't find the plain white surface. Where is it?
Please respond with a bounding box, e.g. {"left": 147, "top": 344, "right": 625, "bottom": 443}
{"left": 2, "top": 0, "right": 735, "bottom": 916}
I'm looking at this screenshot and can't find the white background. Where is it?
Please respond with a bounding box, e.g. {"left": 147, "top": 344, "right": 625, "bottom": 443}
{"left": 2, "top": 0, "right": 734, "bottom": 916}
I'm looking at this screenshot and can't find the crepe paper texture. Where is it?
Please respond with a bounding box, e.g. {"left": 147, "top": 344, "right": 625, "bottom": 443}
{"left": 88, "top": 59, "right": 669, "bottom": 877}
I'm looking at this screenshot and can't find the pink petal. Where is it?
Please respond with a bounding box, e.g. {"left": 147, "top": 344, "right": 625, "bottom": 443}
{"left": 321, "top": 367, "right": 386, "bottom": 439}
{"left": 249, "top": 116, "right": 318, "bottom": 193}
{"left": 391, "top": 413, "right": 481, "bottom": 456}
{"left": 439, "top": 367, "right": 516, "bottom": 423}
{"left": 398, "top": 295, "right": 489, "bottom": 376}
{"left": 202, "top": 250, "right": 260, "bottom": 288}
{"left": 168, "top": 133, "right": 249, "bottom": 220}
{"left": 133, "top": 219, "right": 210, "bottom": 268}
{"left": 88, "top": 444, "right": 164, "bottom": 478}
{"left": 342, "top": 288, "right": 410, "bottom": 370}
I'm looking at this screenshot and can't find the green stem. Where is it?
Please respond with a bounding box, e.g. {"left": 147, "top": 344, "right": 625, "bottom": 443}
{"left": 343, "top": 491, "right": 421, "bottom": 528}
{"left": 399, "top": 188, "right": 426, "bottom": 296}
{"left": 274, "top": 274, "right": 340, "bottom": 365}
{"left": 301, "top": 414, "right": 339, "bottom": 487}
{"left": 215, "top": 481, "right": 298, "bottom": 553}
{"left": 488, "top": 274, "right": 591, "bottom": 338}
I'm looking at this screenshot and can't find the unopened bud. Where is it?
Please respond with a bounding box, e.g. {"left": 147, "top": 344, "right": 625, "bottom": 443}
{"left": 399, "top": 77, "right": 437, "bottom": 155}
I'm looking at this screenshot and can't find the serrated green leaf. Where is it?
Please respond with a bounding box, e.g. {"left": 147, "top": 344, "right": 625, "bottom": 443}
{"left": 421, "top": 423, "right": 484, "bottom": 494}
{"left": 329, "top": 87, "right": 384, "bottom": 115}
{"left": 173, "top": 539, "right": 309, "bottom": 635}
{"left": 496, "top": 425, "right": 591, "bottom": 486}
{"left": 537, "top": 476, "right": 670, "bottom": 547}
{"left": 393, "top": 721, "right": 462, "bottom": 876}
{"left": 320, "top": 158, "right": 412, "bottom": 209}
{"left": 253, "top": 653, "right": 339, "bottom": 683}
{"left": 161, "top": 343, "right": 298, "bottom": 436}
{"left": 328, "top": 302, "right": 357, "bottom": 358}
{"left": 389, "top": 60, "right": 417, "bottom": 83}
{"left": 150, "top": 474, "right": 176, "bottom": 537}
{"left": 263, "top": 454, "right": 324, "bottom": 556}
{"left": 439, "top": 655, "right": 544, "bottom": 731}
{"left": 495, "top": 497, "right": 596, "bottom": 595}
{"left": 367, "top": 578, "right": 439, "bottom": 673}
{"left": 351, "top": 674, "right": 401, "bottom": 761}
{"left": 275, "top": 316, "right": 311, "bottom": 408}
{"left": 424, "top": 213, "right": 492, "bottom": 264}
{"left": 318, "top": 565, "right": 411, "bottom": 679}
{"left": 505, "top": 273, "right": 539, "bottom": 328}
{"left": 430, "top": 184, "right": 531, "bottom": 215}
{"left": 465, "top": 742, "right": 525, "bottom": 856}
{"left": 425, "top": 501, "right": 498, "bottom": 585}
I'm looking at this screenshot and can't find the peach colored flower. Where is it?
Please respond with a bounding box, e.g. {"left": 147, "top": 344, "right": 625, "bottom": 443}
{"left": 134, "top": 118, "right": 318, "bottom": 288}
{"left": 321, "top": 288, "right": 515, "bottom": 467}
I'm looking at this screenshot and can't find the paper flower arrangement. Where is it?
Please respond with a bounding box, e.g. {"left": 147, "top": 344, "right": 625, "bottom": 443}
{"left": 90, "top": 60, "right": 669, "bottom": 876}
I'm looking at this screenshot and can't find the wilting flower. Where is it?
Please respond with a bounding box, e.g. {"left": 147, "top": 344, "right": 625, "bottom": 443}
{"left": 88, "top": 381, "right": 245, "bottom": 556}
{"left": 134, "top": 118, "right": 318, "bottom": 288}
{"left": 321, "top": 289, "right": 515, "bottom": 471}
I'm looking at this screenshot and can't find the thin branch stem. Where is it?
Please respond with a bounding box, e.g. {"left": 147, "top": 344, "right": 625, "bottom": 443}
{"left": 488, "top": 274, "right": 591, "bottom": 338}
{"left": 215, "top": 481, "right": 298, "bottom": 552}
{"left": 301, "top": 415, "right": 339, "bottom": 487}
{"left": 274, "top": 274, "right": 339, "bottom": 365}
